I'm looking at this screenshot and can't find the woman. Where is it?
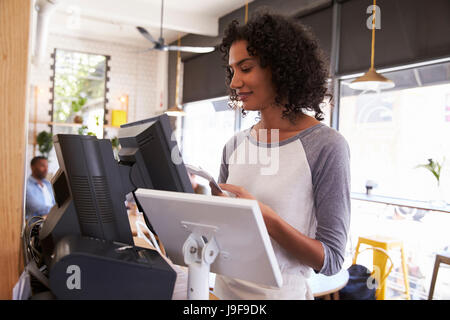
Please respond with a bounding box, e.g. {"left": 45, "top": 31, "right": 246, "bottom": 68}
{"left": 211, "top": 11, "right": 351, "bottom": 300}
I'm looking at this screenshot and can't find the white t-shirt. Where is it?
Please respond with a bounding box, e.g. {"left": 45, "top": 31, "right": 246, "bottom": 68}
{"left": 39, "top": 182, "right": 54, "bottom": 208}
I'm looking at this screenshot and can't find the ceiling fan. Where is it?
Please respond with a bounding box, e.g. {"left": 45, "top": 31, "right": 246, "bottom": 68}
{"left": 136, "top": 0, "right": 215, "bottom": 54}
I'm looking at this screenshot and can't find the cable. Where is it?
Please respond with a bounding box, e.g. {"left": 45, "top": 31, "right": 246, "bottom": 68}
{"left": 24, "top": 216, "right": 45, "bottom": 266}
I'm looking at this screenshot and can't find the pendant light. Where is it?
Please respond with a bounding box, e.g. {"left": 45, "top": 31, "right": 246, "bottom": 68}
{"left": 349, "top": 0, "right": 394, "bottom": 91}
{"left": 165, "top": 35, "right": 186, "bottom": 117}
{"left": 245, "top": 1, "right": 248, "bottom": 24}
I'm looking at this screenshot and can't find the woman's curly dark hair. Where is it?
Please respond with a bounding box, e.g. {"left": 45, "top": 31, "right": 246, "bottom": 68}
{"left": 220, "top": 10, "right": 330, "bottom": 123}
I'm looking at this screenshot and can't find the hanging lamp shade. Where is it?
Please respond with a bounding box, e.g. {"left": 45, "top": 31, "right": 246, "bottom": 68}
{"left": 350, "top": 67, "right": 395, "bottom": 91}
{"left": 165, "top": 36, "right": 186, "bottom": 117}
{"left": 349, "top": 0, "right": 394, "bottom": 91}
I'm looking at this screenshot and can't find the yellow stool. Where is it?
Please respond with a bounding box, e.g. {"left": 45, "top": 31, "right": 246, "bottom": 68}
{"left": 353, "top": 235, "right": 410, "bottom": 300}
{"left": 353, "top": 246, "right": 394, "bottom": 299}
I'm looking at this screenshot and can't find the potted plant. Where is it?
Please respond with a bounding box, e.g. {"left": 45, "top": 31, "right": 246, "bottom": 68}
{"left": 111, "top": 136, "right": 120, "bottom": 160}
{"left": 416, "top": 158, "right": 446, "bottom": 207}
{"left": 77, "top": 125, "right": 96, "bottom": 136}
{"left": 36, "top": 131, "right": 53, "bottom": 158}
{"left": 71, "top": 95, "right": 87, "bottom": 123}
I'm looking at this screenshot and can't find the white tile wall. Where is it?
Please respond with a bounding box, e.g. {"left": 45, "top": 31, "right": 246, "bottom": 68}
{"left": 26, "top": 33, "right": 168, "bottom": 176}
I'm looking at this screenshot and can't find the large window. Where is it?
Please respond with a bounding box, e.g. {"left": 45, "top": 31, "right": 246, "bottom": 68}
{"left": 181, "top": 98, "right": 237, "bottom": 183}
{"left": 51, "top": 49, "right": 109, "bottom": 138}
{"left": 180, "top": 98, "right": 260, "bottom": 183}
{"left": 338, "top": 60, "right": 450, "bottom": 204}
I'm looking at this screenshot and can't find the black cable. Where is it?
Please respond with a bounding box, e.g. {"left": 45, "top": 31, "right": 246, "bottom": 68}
{"left": 25, "top": 216, "right": 45, "bottom": 266}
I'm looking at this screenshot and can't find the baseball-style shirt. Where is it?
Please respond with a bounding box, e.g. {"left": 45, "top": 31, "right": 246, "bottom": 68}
{"left": 213, "top": 122, "right": 351, "bottom": 300}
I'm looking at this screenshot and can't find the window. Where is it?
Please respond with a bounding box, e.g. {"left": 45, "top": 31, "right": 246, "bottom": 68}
{"left": 181, "top": 98, "right": 237, "bottom": 182}
{"left": 180, "top": 98, "right": 259, "bottom": 182}
{"left": 338, "top": 60, "right": 450, "bottom": 203}
{"left": 239, "top": 110, "right": 260, "bottom": 131}
{"left": 51, "top": 49, "right": 109, "bottom": 138}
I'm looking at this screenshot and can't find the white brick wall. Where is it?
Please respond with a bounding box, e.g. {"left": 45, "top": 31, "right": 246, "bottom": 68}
{"left": 26, "top": 33, "right": 168, "bottom": 176}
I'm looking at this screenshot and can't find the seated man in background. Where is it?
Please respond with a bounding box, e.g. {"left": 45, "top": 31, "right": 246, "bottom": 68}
{"left": 25, "top": 156, "right": 55, "bottom": 220}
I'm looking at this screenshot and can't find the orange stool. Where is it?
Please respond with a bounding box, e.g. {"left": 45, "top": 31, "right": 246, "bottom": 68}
{"left": 353, "top": 235, "right": 410, "bottom": 300}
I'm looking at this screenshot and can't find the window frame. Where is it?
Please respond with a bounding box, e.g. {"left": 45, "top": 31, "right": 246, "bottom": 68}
{"left": 50, "top": 48, "right": 111, "bottom": 138}
{"left": 334, "top": 56, "right": 450, "bottom": 210}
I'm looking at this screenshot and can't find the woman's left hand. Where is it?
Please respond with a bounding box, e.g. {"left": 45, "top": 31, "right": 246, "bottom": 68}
{"left": 218, "top": 183, "right": 279, "bottom": 230}
{"left": 218, "top": 183, "right": 256, "bottom": 200}
{"left": 218, "top": 185, "right": 324, "bottom": 272}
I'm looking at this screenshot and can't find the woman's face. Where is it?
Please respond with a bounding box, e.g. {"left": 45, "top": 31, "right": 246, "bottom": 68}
{"left": 228, "top": 40, "right": 277, "bottom": 111}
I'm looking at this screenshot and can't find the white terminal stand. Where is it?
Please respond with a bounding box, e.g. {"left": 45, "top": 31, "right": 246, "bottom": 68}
{"left": 182, "top": 222, "right": 219, "bottom": 299}
{"left": 135, "top": 188, "right": 283, "bottom": 300}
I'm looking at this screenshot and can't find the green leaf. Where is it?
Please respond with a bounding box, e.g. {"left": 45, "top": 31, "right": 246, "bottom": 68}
{"left": 415, "top": 158, "right": 443, "bottom": 184}
{"left": 36, "top": 131, "right": 53, "bottom": 157}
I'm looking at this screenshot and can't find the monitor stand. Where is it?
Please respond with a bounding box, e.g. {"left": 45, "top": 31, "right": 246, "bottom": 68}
{"left": 181, "top": 221, "right": 219, "bottom": 300}
{"left": 135, "top": 188, "right": 283, "bottom": 300}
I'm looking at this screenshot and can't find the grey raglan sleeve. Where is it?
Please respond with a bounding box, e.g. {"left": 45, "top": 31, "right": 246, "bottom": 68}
{"left": 218, "top": 131, "right": 247, "bottom": 184}
{"left": 310, "top": 134, "right": 351, "bottom": 276}
{"left": 218, "top": 143, "right": 229, "bottom": 184}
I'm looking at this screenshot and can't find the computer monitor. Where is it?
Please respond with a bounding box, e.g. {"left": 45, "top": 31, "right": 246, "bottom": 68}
{"left": 117, "top": 114, "right": 194, "bottom": 235}
{"left": 118, "top": 113, "right": 194, "bottom": 194}
{"left": 38, "top": 134, "right": 178, "bottom": 299}
{"left": 135, "top": 188, "right": 283, "bottom": 299}
{"left": 40, "top": 134, "right": 134, "bottom": 255}
{"left": 40, "top": 114, "right": 192, "bottom": 260}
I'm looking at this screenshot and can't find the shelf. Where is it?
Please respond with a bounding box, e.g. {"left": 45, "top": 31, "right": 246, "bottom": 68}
{"left": 30, "top": 121, "right": 83, "bottom": 127}
{"left": 351, "top": 192, "right": 450, "bottom": 213}
{"left": 31, "top": 121, "right": 120, "bottom": 129}
{"left": 48, "top": 122, "right": 83, "bottom": 127}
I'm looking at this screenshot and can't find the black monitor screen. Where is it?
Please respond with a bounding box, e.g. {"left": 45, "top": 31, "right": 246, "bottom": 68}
{"left": 118, "top": 113, "right": 194, "bottom": 194}
{"left": 51, "top": 169, "right": 70, "bottom": 208}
